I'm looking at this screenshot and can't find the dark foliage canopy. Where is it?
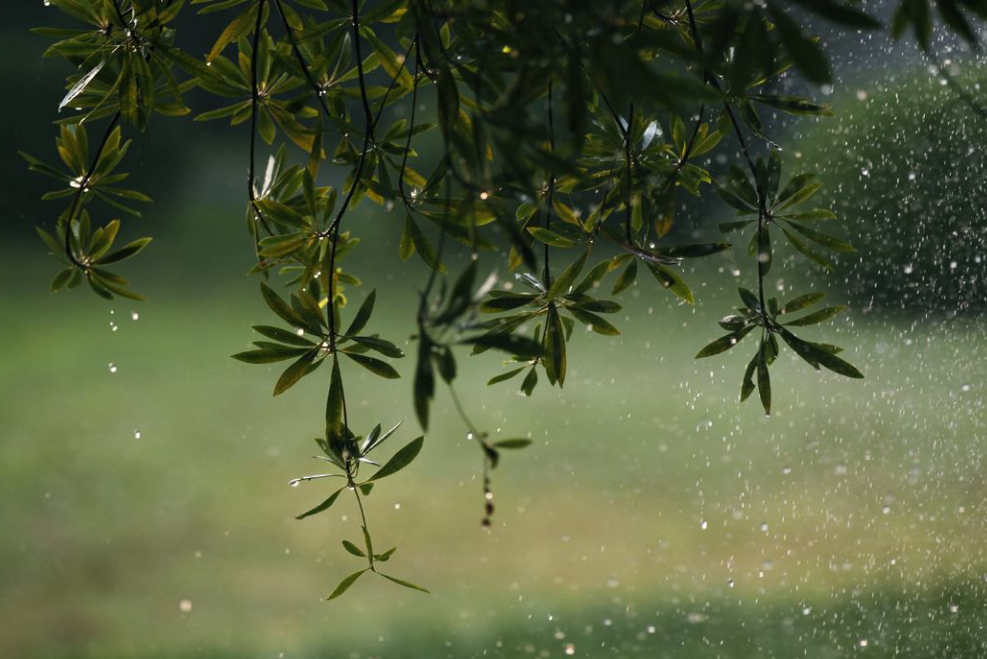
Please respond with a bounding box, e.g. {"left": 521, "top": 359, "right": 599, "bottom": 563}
{"left": 22, "top": 0, "right": 985, "bottom": 599}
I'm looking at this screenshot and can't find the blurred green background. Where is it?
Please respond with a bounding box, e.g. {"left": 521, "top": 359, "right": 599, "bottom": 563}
{"left": 3, "top": 3, "right": 987, "bottom": 658}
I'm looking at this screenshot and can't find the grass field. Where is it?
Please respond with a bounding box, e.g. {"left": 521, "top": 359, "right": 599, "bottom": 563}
{"left": 2, "top": 231, "right": 986, "bottom": 658}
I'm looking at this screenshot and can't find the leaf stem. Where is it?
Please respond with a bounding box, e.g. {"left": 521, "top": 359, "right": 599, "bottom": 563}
{"left": 248, "top": 0, "right": 274, "bottom": 258}
{"left": 681, "top": 0, "right": 769, "bottom": 321}
{"left": 345, "top": 461, "right": 375, "bottom": 571}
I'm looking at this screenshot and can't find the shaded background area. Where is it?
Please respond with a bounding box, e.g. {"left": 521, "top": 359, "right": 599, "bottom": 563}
{"left": 2, "top": 2, "right": 987, "bottom": 658}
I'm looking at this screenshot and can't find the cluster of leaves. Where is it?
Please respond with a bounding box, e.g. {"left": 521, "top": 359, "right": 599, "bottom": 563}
{"left": 25, "top": 0, "right": 985, "bottom": 599}
{"left": 25, "top": 124, "right": 152, "bottom": 299}
{"left": 697, "top": 289, "right": 863, "bottom": 415}
{"left": 717, "top": 150, "right": 854, "bottom": 273}
{"left": 411, "top": 260, "right": 538, "bottom": 524}
{"left": 233, "top": 283, "right": 403, "bottom": 394}
{"left": 292, "top": 356, "right": 429, "bottom": 600}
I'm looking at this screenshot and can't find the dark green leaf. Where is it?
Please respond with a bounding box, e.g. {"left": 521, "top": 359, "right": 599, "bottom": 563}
{"left": 326, "top": 569, "right": 369, "bottom": 600}
{"left": 379, "top": 573, "right": 430, "bottom": 594}
{"left": 343, "top": 352, "right": 400, "bottom": 379}
{"left": 296, "top": 487, "right": 343, "bottom": 520}
{"left": 342, "top": 540, "right": 366, "bottom": 557}
{"left": 368, "top": 436, "right": 424, "bottom": 481}
{"left": 345, "top": 289, "right": 376, "bottom": 336}
{"left": 783, "top": 305, "right": 846, "bottom": 326}
{"left": 493, "top": 439, "right": 532, "bottom": 449}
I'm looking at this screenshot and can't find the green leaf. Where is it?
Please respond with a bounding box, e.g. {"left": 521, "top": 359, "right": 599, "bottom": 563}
{"left": 695, "top": 327, "right": 753, "bottom": 358}
{"left": 375, "top": 547, "right": 397, "bottom": 562}
{"left": 413, "top": 340, "right": 434, "bottom": 430}
{"left": 480, "top": 294, "right": 538, "bottom": 312}
{"left": 572, "top": 259, "right": 612, "bottom": 295}
{"left": 527, "top": 227, "right": 580, "bottom": 247}
{"left": 350, "top": 336, "right": 405, "bottom": 358}
{"left": 274, "top": 352, "right": 318, "bottom": 395}
{"left": 646, "top": 262, "right": 694, "bottom": 304}
{"left": 780, "top": 330, "right": 864, "bottom": 378}
{"left": 738, "top": 288, "right": 760, "bottom": 310}
{"left": 783, "top": 305, "right": 846, "bottom": 326}
{"left": 368, "top": 436, "right": 424, "bottom": 481}
{"left": 487, "top": 368, "right": 525, "bottom": 385}
{"left": 253, "top": 325, "right": 314, "bottom": 346}
{"left": 546, "top": 248, "right": 589, "bottom": 301}
{"left": 326, "top": 358, "right": 344, "bottom": 439}
{"left": 363, "top": 421, "right": 402, "bottom": 455}
{"left": 719, "top": 220, "right": 756, "bottom": 234}
{"left": 50, "top": 268, "right": 75, "bottom": 292}
{"left": 757, "top": 348, "right": 771, "bottom": 415}
{"left": 520, "top": 366, "right": 538, "bottom": 396}
{"left": 260, "top": 283, "right": 305, "bottom": 327}
{"left": 207, "top": 4, "right": 258, "bottom": 62}
{"left": 462, "top": 334, "right": 544, "bottom": 358}
{"left": 750, "top": 94, "right": 834, "bottom": 116}
{"left": 343, "top": 352, "right": 400, "bottom": 379}
{"left": 740, "top": 354, "right": 757, "bottom": 402}
{"left": 361, "top": 28, "right": 414, "bottom": 89}
{"left": 493, "top": 439, "right": 532, "bottom": 449}
{"left": 37, "top": 227, "right": 64, "bottom": 254}
{"left": 780, "top": 292, "right": 826, "bottom": 314}
{"left": 361, "top": 525, "right": 374, "bottom": 558}
{"left": 95, "top": 238, "right": 152, "bottom": 265}
{"left": 780, "top": 227, "right": 835, "bottom": 271}
{"left": 326, "top": 569, "right": 369, "bottom": 601}
{"left": 345, "top": 289, "right": 376, "bottom": 336}
{"left": 786, "top": 222, "right": 856, "bottom": 252}
{"left": 545, "top": 304, "right": 567, "bottom": 386}
{"left": 398, "top": 217, "right": 415, "bottom": 260}
{"left": 406, "top": 215, "right": 444, "bottom": 271}
{"left": 379, "top": 573, "right": 430, "bottom": 594}
{"left": 259, "top": 233, "right": 306, "bottom": 260}
{"left": 776, "top": 174, "right": 821, "bottom": 210}
{"left": 342, "top": 540, "right": 366, "bottom": 557}
{"left": 296, "top": 487, "right": 343, "bottom": 520}
{"left": 232, "top": 347, "right": 308, "bottom": 364}
{"left": 568, "top": 307, "right": 620, "bottom": 336}
{"left": 612, "top": 259, "right": 638, "bottom": 295}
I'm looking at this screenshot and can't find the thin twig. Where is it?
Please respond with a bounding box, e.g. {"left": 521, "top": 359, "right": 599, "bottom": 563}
{"left": 398, "top": 38, "right": 422, "bottom": 207}
{"left": 248, "top": 0, "right": 274, "bottom": 256}
{"left": 543, "top": 81, "right": 556, "bottom": 289}
{"left": 624, "top": 103, "right": 634, "bottom": 244}
{"left": 681, "top": 0, "right": 768, "bottom": 319}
